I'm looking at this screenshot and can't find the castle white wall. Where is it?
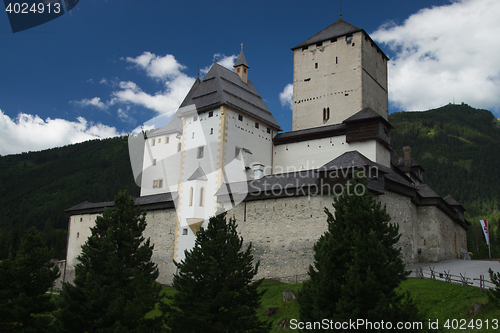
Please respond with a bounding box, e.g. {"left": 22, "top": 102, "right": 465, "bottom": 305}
{"left": 272, "top": 135, "right": 377, "bottom": 173}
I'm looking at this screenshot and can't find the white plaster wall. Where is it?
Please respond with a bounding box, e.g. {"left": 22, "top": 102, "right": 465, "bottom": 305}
{"left": 273, "top": 135, "right": 377, "bottom": 173}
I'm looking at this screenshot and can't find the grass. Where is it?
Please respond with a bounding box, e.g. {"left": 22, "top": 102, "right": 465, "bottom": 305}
{"left": 153, "top": 278, "right": 500, "bottom": 332}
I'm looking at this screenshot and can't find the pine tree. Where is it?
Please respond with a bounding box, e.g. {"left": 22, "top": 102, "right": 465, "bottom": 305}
{"left": 57, "top": 191, "right": 164, "bottom": 332}
{"left": 166, "top": 212, "right": 270, "bottom": 333}
{"left": 0, "top": 227, "right": 60, "bottom": 332}
{"left": 298, "top": 177, "right": 426, "bottom": 332}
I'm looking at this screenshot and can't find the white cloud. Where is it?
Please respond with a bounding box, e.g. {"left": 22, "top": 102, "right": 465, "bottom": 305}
{"left": 0, "top": 109, "right": 123, "bottom": 155}
{"left": 201, "top": 54, "right": 237, "bottom": 75}
{"left": 372, "top": 0, "right": 500, "bottom": 113}
{"left": 71, "top": 97, "right": 108, "bottom": 110}
{"left": 117, "top": 106, "right": 136, "bottom": 124}
{"left": 279, "top": 83, "right": 293, "bottom": 109}
{"left": 126, "top": 52, "right": 186, "bottom": 80}
{"left": 99, "top": 78, "right": 108, "bottom": 85}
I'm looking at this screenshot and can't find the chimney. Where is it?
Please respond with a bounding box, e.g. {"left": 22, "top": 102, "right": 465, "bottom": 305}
{"left": 253, "top": 164, "right": 264, "bottom": 180}
{"left": 403, "top": 146, "right": 411, "bottom": 168}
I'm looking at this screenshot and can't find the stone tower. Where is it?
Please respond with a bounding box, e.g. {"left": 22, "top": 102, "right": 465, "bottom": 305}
{"left": 291, "top": 19, "right": 389, "bottom": 131}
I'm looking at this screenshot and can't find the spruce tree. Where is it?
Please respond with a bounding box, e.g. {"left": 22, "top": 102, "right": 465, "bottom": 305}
{"left": 0, "top": 227, "right": 60, "bottom": 332}
{"left": 298, "top": 177, "right": 426, "bottom": 332}
{"left": 166, "top": 212, "right": 269, "bottom": 333}
{"left": 57, "top": 191, "right": 164, "bottom": 332}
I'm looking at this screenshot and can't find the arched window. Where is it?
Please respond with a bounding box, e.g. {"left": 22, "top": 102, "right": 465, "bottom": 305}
{"left": 189, "top": 187, "right": 193, "bottom": 206}
{"left": 199, "top": 187, "right": 205, "bottom": 207}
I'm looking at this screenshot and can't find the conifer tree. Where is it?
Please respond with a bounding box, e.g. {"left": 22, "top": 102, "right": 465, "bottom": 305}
{"left": 298, "top": 177, "right": 426, "bottom": 332}
{"left": 0, "top": 227, "right": 60, "bottom": 332}
{"left": 166, "top": 212, "right": 269, "bottom": 333}
{"left": 57, "top": 191, "right": 164, "bottom": 333}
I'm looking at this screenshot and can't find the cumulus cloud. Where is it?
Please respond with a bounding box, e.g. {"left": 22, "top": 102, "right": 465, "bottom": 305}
{"left": 279, "top": 84, "right": 293, "bottom": 109}
{"left": 126, "top": 52, "right": 186, "bottom": 80}
{"left": 200, "top": 54, "right": 237, "bottom": 75}
{"left": 372, "top": 0, "right": 500, "bottom": 113}
{"left": 0, "top": 109, "right": 123, "bottom": 155}
{"left": 71, "top": 97, "right": 108, "bottom": 110}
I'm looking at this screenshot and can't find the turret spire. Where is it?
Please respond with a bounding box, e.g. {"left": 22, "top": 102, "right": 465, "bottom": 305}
{"left": 233, "top": 44, "right": 249, "bottom": 84}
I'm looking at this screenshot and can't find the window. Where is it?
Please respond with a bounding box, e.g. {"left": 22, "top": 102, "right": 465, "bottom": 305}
{"left": 331, "top": 37, "right": 337, "bottom": 43}
{"left": 193, "top": 115, "right": 198, "bottom": 121}
{"left": 192, "top": 132, "right": 194, "bottom": 139}
{"left": 315, "top": 63, "right": 318, "bottom": 69}
{"left": 76, "top": 232, "right": 79, "bottom": 238}
{"left": 267, "top": 127, "right": 271, "bottom": 134}
{"left": 235, "top": 147, "right": 241, "bottom": 159}
{"left": 323, "top": 107, "right": 330, "bottom": 121}
{"left": 80, "top": 217, "right": 82, "bottom": 222}
{"left": 197, "top": 146, "right": 204, "bottom": 159}
{"left": 209, "top": 111, "right": 213, "bottom": 117}
{"left": 238, "top": 115, "right": 243, "bottom": 121}
{"left": 152, "top": 159, "right": 157, "bottom": 166}
{"left": 183, "top": 228, "right": 188, "bottom": 235}
{"left": 189, "top": 187, "right": 193, "bottom": 206}
{"left": 304, "top": 78, "right": 310, "bottom": 82}
{"left": 158, "top": 138, "right": 161, "bottom": 143}
{"left": 316, "top": 42, "right": 322, "bottom": 47}
{"left": 346, "top": 35, "right": 353, "bottom": 44}
{"left": 244, "top": 68, "right": 247, "bottom": 74}
{"left": 255, "top": 122, "right": 259, "bottom": 129}
{"left": 199, "top": 187, "right": 205, "bottom": 207}
{"left": 210, "top": 128, "right": 213, "bottom": 135}
{"left": 236, "top": 68, "right": 240, "bottom": 73}
{"left": 158, "top": 179, "right": 163, "bottom": 188}
{"left": 165, "top": 136, "right": 169, "bottom": 144}
{"left": 177, "top": 143, "right": 181, "bottom": 152}
{"left": 153, "top": 180, "right": 159, "bottom": 189}
{"left": 151, "top": 138, "right": 155, "bottom": 146}
{"left": 302, "top": 46, "right": 308, "bottom": 51}
{"left": 336, "top": 56, "right": 338, "bottom": 64}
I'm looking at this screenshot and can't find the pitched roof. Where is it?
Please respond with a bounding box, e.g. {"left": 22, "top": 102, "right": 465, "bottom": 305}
{"left": 179, "top": 63, "right": 281, "bottom": 130}
{"left": 317, "top": 150, "right": 378, "bottom": 172}
{"left": 343, "top": 108, "right": 392, "bottom": 127}
{"left": 274, "top": 123, "right": 346, "bottom": 145}
{"left": 234, "top": 50, "right": 249, "bottom": 68}
{"left": 187, "top": 166, "right": 208, "bottom": 181}
{"left": 292, "top": 19, "right": 362, "bottom": 50}
{"left": 444, "top": 194, "right": 462, "bottom": 207}
{"left": 416, "top": 184, "right": 440, "bottom": 198}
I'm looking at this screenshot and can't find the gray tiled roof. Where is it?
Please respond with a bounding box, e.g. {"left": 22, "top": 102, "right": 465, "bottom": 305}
{"left": 179, "top": 63, "right": 281, "bottom": 130}
{"left": 444, "top": 194, "right": 462, "bottom": 207}
{"left": 274, "top": 123, "right": 346, "bottom": 145}
{"left": 292, "top": 19, "right": 362, "bottom": 50}
{"left": 234, "top": 50, "right": 249, "bottom": 68}
{"left": 187, "top": 166, "right": 208, "bottom": 181}
{"left": 317, "top": 151, "right": 378, "bottom": 172}
{"left": 416, "top": 184, "right": 440, "bottom": 198}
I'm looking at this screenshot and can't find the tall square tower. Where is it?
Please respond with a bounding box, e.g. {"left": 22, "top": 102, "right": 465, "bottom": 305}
{"left": 291, "top": 19, "right": 389, "bottom": 130}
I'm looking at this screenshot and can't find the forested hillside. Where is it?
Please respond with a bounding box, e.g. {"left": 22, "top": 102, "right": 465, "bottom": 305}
{"left": 0, "top": 137, "right": 139, "bottom": 259}
{"left": 389, "top": 104, "right": 500, "bottom": 257}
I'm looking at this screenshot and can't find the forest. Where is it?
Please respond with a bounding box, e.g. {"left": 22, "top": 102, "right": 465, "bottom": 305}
{"left": 0, "top": 103, "right": 498, "bottom": 260}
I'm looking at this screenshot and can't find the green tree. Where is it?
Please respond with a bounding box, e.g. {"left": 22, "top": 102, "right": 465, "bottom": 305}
{"left": 166, "top": 212, "right": 269, "bottom": 333}
{"left": 488, "top": 268, "right": 500, "bottom": 308}
{"left": 57, "top": 191, "right": 164, "bottom": 333}
{"left": 0, "top": 227, "right": 60, "bottom": 332}
{"left": 298, "top": 178, "right": 426, "bottom": 332}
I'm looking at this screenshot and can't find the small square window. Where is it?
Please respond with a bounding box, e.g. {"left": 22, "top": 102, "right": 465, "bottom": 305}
{"left": 158, "top": 138, "right": 161, "bottom": 143}
{"left": 151, "top": 139, "right": 155, "bottom": 146}
{"left": 183, "top": 228, "right": 188, "bottom": 235}
{"left": 209, "top": 111, "right": 213, "bottom": 117}
{"left": 165, "top": 136, "right": 169, "bottom": 144}
{"left": 153, "top": 180, "right": 159, "bottom": 189}
{"left": 238, "top": 115, "right": 243, "bottom": 121}
{"left": 76, "top": 232, "right": 79, "bottom": 238}
{"left": 267, "top": 127, "right": 271, "bottom": 134}
{"left": 255, "top": 123, "right": 259, "bottom": 129}
{"left": 158, "top": 179, "right": 163, "bottom": 188}
{"left": 197, "top": 146, "right": 204, "bottom": 159}
{"left": 193, "top": 115, "right": 198, "bottom": 121}
{"left": 315, "top": 63, "right": 318, "bottom": 69}
{"left": 152, "top": 159, "right": 157, "bottom": 166}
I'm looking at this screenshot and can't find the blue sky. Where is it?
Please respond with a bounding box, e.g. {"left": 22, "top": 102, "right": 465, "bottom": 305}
{"left": 1, "top": 0, "right": 499, "bottom": 155}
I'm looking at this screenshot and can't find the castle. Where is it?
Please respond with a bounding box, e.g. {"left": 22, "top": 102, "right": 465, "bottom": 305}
{"left": 64, "top": 19, "right": 470, "bottom": 284}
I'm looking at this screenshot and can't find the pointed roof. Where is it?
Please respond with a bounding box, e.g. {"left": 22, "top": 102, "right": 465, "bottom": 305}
{"left": 187, "top": 166, "right": 208, "bottom": 181}
{"left": 343, "top": 108, "right": 391, "bottom": 126}
{"left": 234, "top": 50, "right": 249, "bottom": 68}
{"left": 292, "top": 19, "right": 362, "bottom": 50}
{"left": 444, "top": 194, "right": 462, "bottom": 207}
{"left": 179, "top": 62, "right": 282, "bottom": 130}
{"left": 317, "top": 150, "right": 379, "bottom": 172}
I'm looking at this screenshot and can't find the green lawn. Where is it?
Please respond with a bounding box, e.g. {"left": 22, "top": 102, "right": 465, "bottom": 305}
{"left": 155, "top": 278, "right": 500, "bottom": 332}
